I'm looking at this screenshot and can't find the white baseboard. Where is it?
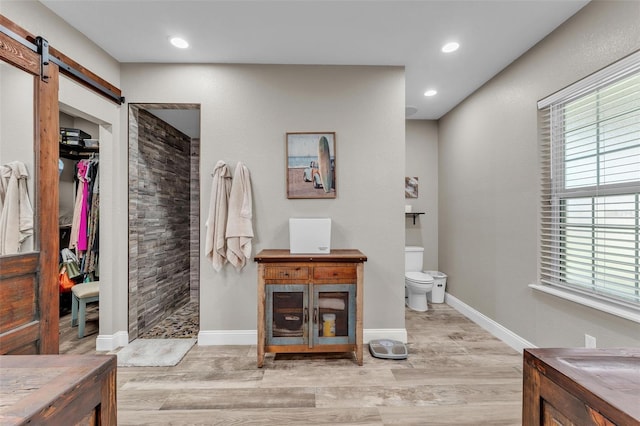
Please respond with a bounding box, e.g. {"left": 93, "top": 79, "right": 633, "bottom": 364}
{"left": 445, "top": 293, "right": 535, "bottom": 353}
{"left": 198, "top": 330, "right": 257, "bottom": 346}
{"left": 96, "top": 330, "right": 129, "bottom": 351}
{"left": 197, "top": 328, "right": 408, "bottom": 345}
{"left": 364, "top": 328, "right": 408, "bottom": 344}
{"left": 107, "top": 296, "right": 528, "bottom": 352}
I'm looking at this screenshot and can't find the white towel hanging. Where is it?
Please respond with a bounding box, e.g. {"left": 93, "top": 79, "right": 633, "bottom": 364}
{"left": 204, "top": 160, "right": 232, "bottom": 271}
{"left": 226, "top": 162, "right": 253, "bottom": 271}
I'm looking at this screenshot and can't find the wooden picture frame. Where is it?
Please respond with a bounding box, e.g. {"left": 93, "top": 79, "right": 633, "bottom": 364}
{"left": 286, "top": 132, "right": 336, "bottom": 199}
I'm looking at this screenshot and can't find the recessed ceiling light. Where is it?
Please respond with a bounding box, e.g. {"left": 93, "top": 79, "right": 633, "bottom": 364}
{"left": 405, "top": 106, "right": 418, "bottom": 117}
{"left": 441, "top": 42, "right": 459, "bottom": 53}
{"left": 170, "top": 37, "right": 189, "bottom": 49}
{"left": 424, "top": 89, "right": 437, "bottom": 97}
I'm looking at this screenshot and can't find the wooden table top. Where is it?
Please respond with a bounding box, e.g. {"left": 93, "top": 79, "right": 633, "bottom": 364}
{"left": 524, "top": 347, "right": 640, "bottom": 422}
{"left": 254, "top": 249, "right": 367, "bottom": 263}
{"left": 0, "top": 355, "right": 117, "bottom": 424}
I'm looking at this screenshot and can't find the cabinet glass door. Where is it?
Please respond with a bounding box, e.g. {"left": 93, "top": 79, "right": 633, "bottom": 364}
{"left": 266, "top": 284, "right": 308, "bottom": 345}
{"left": 314, "top": 284, "right": 356, "bottom": 345}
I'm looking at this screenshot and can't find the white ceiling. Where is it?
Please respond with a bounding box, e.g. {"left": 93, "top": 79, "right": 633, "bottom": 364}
{"left": 42, "top": 0, "right": 588, "bottom": 121}
{"left": 146, "top": 108, "right": 201, "bottom": 138}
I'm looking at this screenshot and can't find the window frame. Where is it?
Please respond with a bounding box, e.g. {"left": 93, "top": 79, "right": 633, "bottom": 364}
{"left": 536, "top": 52, "right": 640, "bottom": 318}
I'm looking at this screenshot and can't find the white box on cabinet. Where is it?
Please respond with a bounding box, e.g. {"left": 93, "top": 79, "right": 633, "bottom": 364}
{"left": 289, "top": 218, "right": 331, "bottom": 254}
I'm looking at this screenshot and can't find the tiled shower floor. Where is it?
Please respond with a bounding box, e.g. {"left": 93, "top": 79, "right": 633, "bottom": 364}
{"left": 138, "top": 300, "right": 199, "bottom": 339}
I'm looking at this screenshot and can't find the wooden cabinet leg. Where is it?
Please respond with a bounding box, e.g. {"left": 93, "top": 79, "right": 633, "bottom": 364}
{"left": 257, "top": 345, "right": 264, "bottom": 368}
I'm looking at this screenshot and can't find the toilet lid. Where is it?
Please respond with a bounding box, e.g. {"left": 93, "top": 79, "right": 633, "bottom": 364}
{"left": 405, "top": 271, "right": 434, "bottom": 283}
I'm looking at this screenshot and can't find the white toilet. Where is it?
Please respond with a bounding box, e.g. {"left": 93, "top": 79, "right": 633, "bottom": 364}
{"left": 405, "top": 246, "right": 434, "bottom": 312}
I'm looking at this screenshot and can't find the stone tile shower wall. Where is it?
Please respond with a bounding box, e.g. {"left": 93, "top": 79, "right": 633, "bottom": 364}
{"left": 190, "top": 138, "right": 200, "bottom": 300}
{"left": 128, "top": 106, "right": 198, "bottom": 338}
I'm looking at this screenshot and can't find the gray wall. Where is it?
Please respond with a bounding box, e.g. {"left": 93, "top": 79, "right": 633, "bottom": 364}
{"left": 2, "top": 0, "right": 407, "bottom": 342}
{"left": 438, "top": 0, "right": 640, "bottom": 348}
{"left": 120, "top": 64, "right": 406, "bottom": 334}
{"left": 15, "top": 0, "right": 635, "bottom": 350}
{"left": 405, "top": 120, "right": 439, "bottom": 271}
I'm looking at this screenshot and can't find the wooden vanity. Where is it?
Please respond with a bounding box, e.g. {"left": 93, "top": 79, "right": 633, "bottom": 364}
{"left": 523, "top": 347, "right": 640, "bottom": 425}
{"left": 254, "top": 249, "right": 366, "bottom": 367}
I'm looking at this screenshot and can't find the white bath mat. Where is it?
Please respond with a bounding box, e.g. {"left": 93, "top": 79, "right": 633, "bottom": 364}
{"left": 113, "top": 338, "right": 196, "bottom": 367}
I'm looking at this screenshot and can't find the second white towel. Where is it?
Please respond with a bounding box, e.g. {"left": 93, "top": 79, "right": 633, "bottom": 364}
{"left": 226, "top": 162, "right": 253, "bottom": 271}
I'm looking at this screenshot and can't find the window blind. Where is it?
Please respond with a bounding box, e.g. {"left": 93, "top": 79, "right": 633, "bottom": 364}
{"left": 539, "top": 52, "right": 640, "bottom": 309}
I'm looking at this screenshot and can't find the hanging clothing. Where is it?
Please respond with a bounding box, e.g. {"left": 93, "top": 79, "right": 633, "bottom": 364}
{"left": 68, "top": 157, "right": 100, "bottom": 254}
{"left": 0, "top": 161, "right": 34, "bottom": 255}
{"left": 205, "top": 160, "right": 232, "bottom": 272}
{"left": 69, "top": 160, "right": 89, "bottom": 250}
{"left": 83, "top": 166, "right": 99, "bottom": 275}
{"left": 226, "top": 162, "right": 253, "bottom": 271}
{"left": 77, "top": 162, "right": 90, "bottom": 251}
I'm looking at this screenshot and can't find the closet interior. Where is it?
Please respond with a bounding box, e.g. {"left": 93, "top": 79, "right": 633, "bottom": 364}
{"left": 58, "top": 110, "right": 100, "bottom": 349}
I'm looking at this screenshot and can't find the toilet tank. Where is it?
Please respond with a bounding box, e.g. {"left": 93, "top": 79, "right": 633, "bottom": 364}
{"left": 405, "top": 246, "right": 424, "bottom": 272}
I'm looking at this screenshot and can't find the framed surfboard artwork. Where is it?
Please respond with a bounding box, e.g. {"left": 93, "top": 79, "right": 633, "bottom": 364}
{"left": 286, "top": 132, "right": 336, "bottom": 199}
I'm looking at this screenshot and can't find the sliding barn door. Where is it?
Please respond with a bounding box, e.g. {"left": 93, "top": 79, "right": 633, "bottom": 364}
{"left": 0, "top": 22, "right": 60, "bottom": 354}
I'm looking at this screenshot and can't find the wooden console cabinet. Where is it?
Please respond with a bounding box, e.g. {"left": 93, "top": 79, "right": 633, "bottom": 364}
{"left": 254, "top": 249, "right": 367, "bottom": 367}
{"left": 523, "top": 348, "right": 640, "bottom": 426}
{"left": 0, "top": 354, "right": 117, "bottom": 425}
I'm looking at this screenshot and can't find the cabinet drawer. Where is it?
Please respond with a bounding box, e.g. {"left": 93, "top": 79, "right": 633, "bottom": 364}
{"left": 313, "top": 266, "right": 356, "bottom": 281}
{"left": 264, "top": 266, "right": 309, "bottom": 280}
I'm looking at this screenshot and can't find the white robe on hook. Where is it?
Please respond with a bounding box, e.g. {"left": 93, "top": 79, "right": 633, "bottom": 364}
{"left": 205, "top": 160, "right": 232, "bottom": 271}
{"left": 226, "top": 162, "right": 253, "bottom": 271}
{"left": 0, "top": 161, "right": 34, "bottom": 255}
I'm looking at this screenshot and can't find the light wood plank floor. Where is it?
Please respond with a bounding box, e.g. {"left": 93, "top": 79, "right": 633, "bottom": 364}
{"left": 61, "top": 303, "right": 523, "bottom": 425}
{"left": 59, "top": 299, "right": 100, "bottom": 355}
